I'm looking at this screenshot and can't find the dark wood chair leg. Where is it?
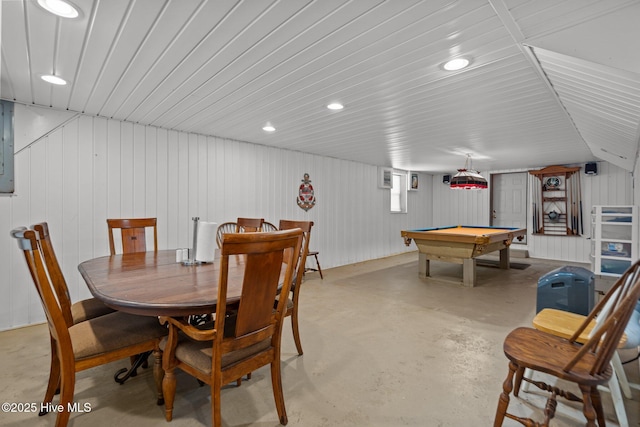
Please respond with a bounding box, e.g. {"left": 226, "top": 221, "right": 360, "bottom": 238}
{"left": 40, "top": 337, "right": 61, "bottom": 415}
{"left": 513, "top": 365, "right": 524, "bottom": 397}
{"left": 163, "top": 368, "right": 176, "bottom": 421}
{"left": 153, "top": 348, "right": 164, "bottom": 406}
{"left": 313, "top": 252, "right": 323, "bottom": 279}
{"left": 494, "top": 361, "right": 516, "bottom": 427}
{"left": 305, "top": 251, "right": 323, "bottom": 279}
{"left": 292, "top": 302, "right": 303, "bottom": 355}
{"left": 579, "top": 384, "right": 599, "bottom": 427}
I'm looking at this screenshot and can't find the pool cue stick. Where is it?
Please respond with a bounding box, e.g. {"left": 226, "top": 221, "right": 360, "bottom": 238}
{"left": 578, "top": 172, "right": 583, "bottom": 235}
{"left": 575, "top": 175, "right": 579, "bottom": 234}
{"left": 535, "top": 177, "right": 540, "bottom": 233}
{"left": 571, "top": 173, "right": 580, "bottom": 234}
{"left": 530, "top": 176, "right": 535, "bottom": 232}
{"left": 538, "top": 177, "right": 542, "bottom": 233}
{"left": 570, "top": 174, "right": 576, "bottom": 234}
{"left": 576, "top": 173, "right": 580, "bottom": 234}
{"left": 567, "top": 174, "right": 572, "bottom": 233}
{"left": 532, "top": 177, "right": 537, "bottom": 232}
{"left": 571, "top": 172, "right": 575, "bottom": 234}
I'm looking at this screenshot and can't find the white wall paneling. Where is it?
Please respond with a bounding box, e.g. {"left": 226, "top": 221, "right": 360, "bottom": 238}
{"left": 0, "top": 105, "right": 431, "bottom": 330}
{"left": 1, "top": 104, "right": 633, "bottom": 330}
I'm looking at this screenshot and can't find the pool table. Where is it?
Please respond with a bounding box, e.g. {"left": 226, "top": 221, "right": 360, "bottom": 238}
{"left": 401, "top": 225, "right": 526, "bottom": 287}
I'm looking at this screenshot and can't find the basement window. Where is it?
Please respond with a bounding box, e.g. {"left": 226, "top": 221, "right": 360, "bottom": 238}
{"left": 390, "top": 171, "right": 407, "bottom": 213}
{"left": 0, "top": 100, "right": 14, "bottom": 194}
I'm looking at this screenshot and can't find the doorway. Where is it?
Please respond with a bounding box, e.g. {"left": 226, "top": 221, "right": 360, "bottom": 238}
{"left": 491, "top": 172, "right": 527, "bottom": 244}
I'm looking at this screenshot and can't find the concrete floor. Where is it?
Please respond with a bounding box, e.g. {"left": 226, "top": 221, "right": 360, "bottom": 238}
{"left": 1, "top": 251, "right": 638, "bottom": 426}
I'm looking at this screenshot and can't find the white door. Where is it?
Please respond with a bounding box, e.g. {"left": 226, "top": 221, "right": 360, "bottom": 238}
{"left": 492, "top": 172, "right": 527, "bottom": 244}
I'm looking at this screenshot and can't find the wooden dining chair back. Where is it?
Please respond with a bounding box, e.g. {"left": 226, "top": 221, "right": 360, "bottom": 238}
{"left": 33, "top": 222, "right": 115, "bottom": 325}
{"left": 235, "top": 217, "right": 264, "bottom": 232}
{"left": 107, "top": 217, "right": 158, "bottom": 255}
{"left": 278, "top": 219, "right": 314, "bottom": 355}
{"left": 215, "top": 222, "right": 237, "bottom": 248}
{"left": 11, "top": 227, "right": 168, "bottom": 427}
{"left": 107, "top": 217, "right": 159, "bottom": 375}
{"left": 494, "top": 258, "right": 640, "bottom": 426}
{"left": 160, "top": 228, "right": 302, "bottom": 426}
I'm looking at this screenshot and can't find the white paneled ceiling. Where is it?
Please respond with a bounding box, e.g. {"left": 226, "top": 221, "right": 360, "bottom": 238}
{"left": 2, "top": 0, "right": 640, "bottom": 173}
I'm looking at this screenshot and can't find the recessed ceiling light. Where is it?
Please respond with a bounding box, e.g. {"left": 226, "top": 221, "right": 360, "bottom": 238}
{"left": 41, "top": 74, "right": 68, "bottom": 85}
{"left": 37, "top": 0, "right": 80, "bottom": 18}
{"left": 327, "top": 103, "right": 344, "bottom": 110}
{"left": 443, "top": 57, "right": 470, "bottom": 71}
{"left": 262, "top": 123, "right": 276, "bottom": 132}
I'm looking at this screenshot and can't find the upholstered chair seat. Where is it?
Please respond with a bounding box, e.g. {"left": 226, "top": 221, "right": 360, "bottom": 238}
{"left": 161, "top": 336, "right": 271, "bottom": 376}
{"left": 70, "top": 298, "right": 116, "bottom": 324}
{"left": 70, "top": 312, "right": 167, "bottom": 361}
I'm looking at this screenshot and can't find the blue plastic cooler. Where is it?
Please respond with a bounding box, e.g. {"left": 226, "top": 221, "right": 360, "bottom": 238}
{"left": 536, "top": 266, "right": 595, "bottom": 316}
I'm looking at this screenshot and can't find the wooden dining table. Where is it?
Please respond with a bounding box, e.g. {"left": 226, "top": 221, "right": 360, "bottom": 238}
{"left": 78, "top": 249, "right": 247, "bottom": 317}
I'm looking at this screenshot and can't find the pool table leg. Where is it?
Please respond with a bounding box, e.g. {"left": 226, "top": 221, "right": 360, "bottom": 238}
{"left": 418, "top": 252, "right": 430, "bottom": 279}
{"left": 499, "top": 247, "right": 510, "bottom": 269}
{"left": 462, "top": 258, "right": 476, "bottom": 287}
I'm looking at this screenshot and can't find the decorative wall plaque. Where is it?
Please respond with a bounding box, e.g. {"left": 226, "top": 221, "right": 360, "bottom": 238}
{"left": 297, "top": 173, "right": 316, "bottom": 211}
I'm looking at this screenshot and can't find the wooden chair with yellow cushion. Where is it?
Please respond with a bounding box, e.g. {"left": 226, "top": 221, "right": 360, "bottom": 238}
{"left": 278, "top": 219, "right": 314, "bottom": 355}
{"left": 159, "top": 228, "right": 302, "bottom": 426}
{"left": 107, "top": 217, "right": 158, "bottom": 255}
{"left": 235, "top": 217, "right": 264, "bottom": 232}
{"left": 493, "top": 258, "right": 640, "bottom": 427}
{"left": 523, "top": 302, "right": 640, "bottom": 427}
{"left": 11, "top": 226, "right": 168, "bottom": 427}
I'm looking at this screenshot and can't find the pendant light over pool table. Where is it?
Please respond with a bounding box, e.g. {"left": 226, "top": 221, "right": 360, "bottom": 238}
{"left": 450, "top": 154, "right": 488, "bottom": 190}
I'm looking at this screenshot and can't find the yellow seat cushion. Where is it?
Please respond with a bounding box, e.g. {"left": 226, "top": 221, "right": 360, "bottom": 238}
{"left": 533, "top": 308, "right": 627, "bottom": 347}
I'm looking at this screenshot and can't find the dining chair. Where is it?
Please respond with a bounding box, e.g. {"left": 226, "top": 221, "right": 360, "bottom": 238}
{"left": 235, "top": 217, "right": 264, "bottom": 232}
{"left": 106, "top": 217, "right": 159, "bottom": 380}
{"left": 107, "top": 217, "right": 158, "bottom": 255}
{"left": 215, "top": 222, "right": 237, "bottom": 249}
{"left": 493, "top": 258, "right": 640, "bottom": 426}
{"left": 215, "top": 219, "right": 263, "bottom": 249}
{"left": 10, "top": 226, "right": 168, "bottom": 427}
{"left": 305, "top": 250, "right": 323, "bottom": 279}
{"left": 278, "top": 219, "right": 314, "bottom": 355}
{"left": 262, "top": 221, "right": 278, "bottom": 232}
{"left": 159, "top": 228, "right": 302, "bottom": 426}
{"left": 521, "top": 301, "right": 640, "bottom": 427}
{"left": 33, "top": 222, "right": 115, "bottom": 325}
{"left": 30, "top": 223, "right": 116, "bottom": 413}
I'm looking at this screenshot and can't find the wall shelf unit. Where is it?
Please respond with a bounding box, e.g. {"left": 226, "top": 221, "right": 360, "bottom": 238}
{"left": 529, "top": 165, "right": 582, "bottom": 236}
{"left": 591, "top": 205, "right": 638, "bottom": 277}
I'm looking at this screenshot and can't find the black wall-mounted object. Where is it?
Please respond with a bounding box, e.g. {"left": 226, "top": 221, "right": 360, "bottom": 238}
{"left": 585, "top": 162, "right": 598, "bottom": 175}
{"left": 443, "top": 174, "right": 451, "bottom": 184}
